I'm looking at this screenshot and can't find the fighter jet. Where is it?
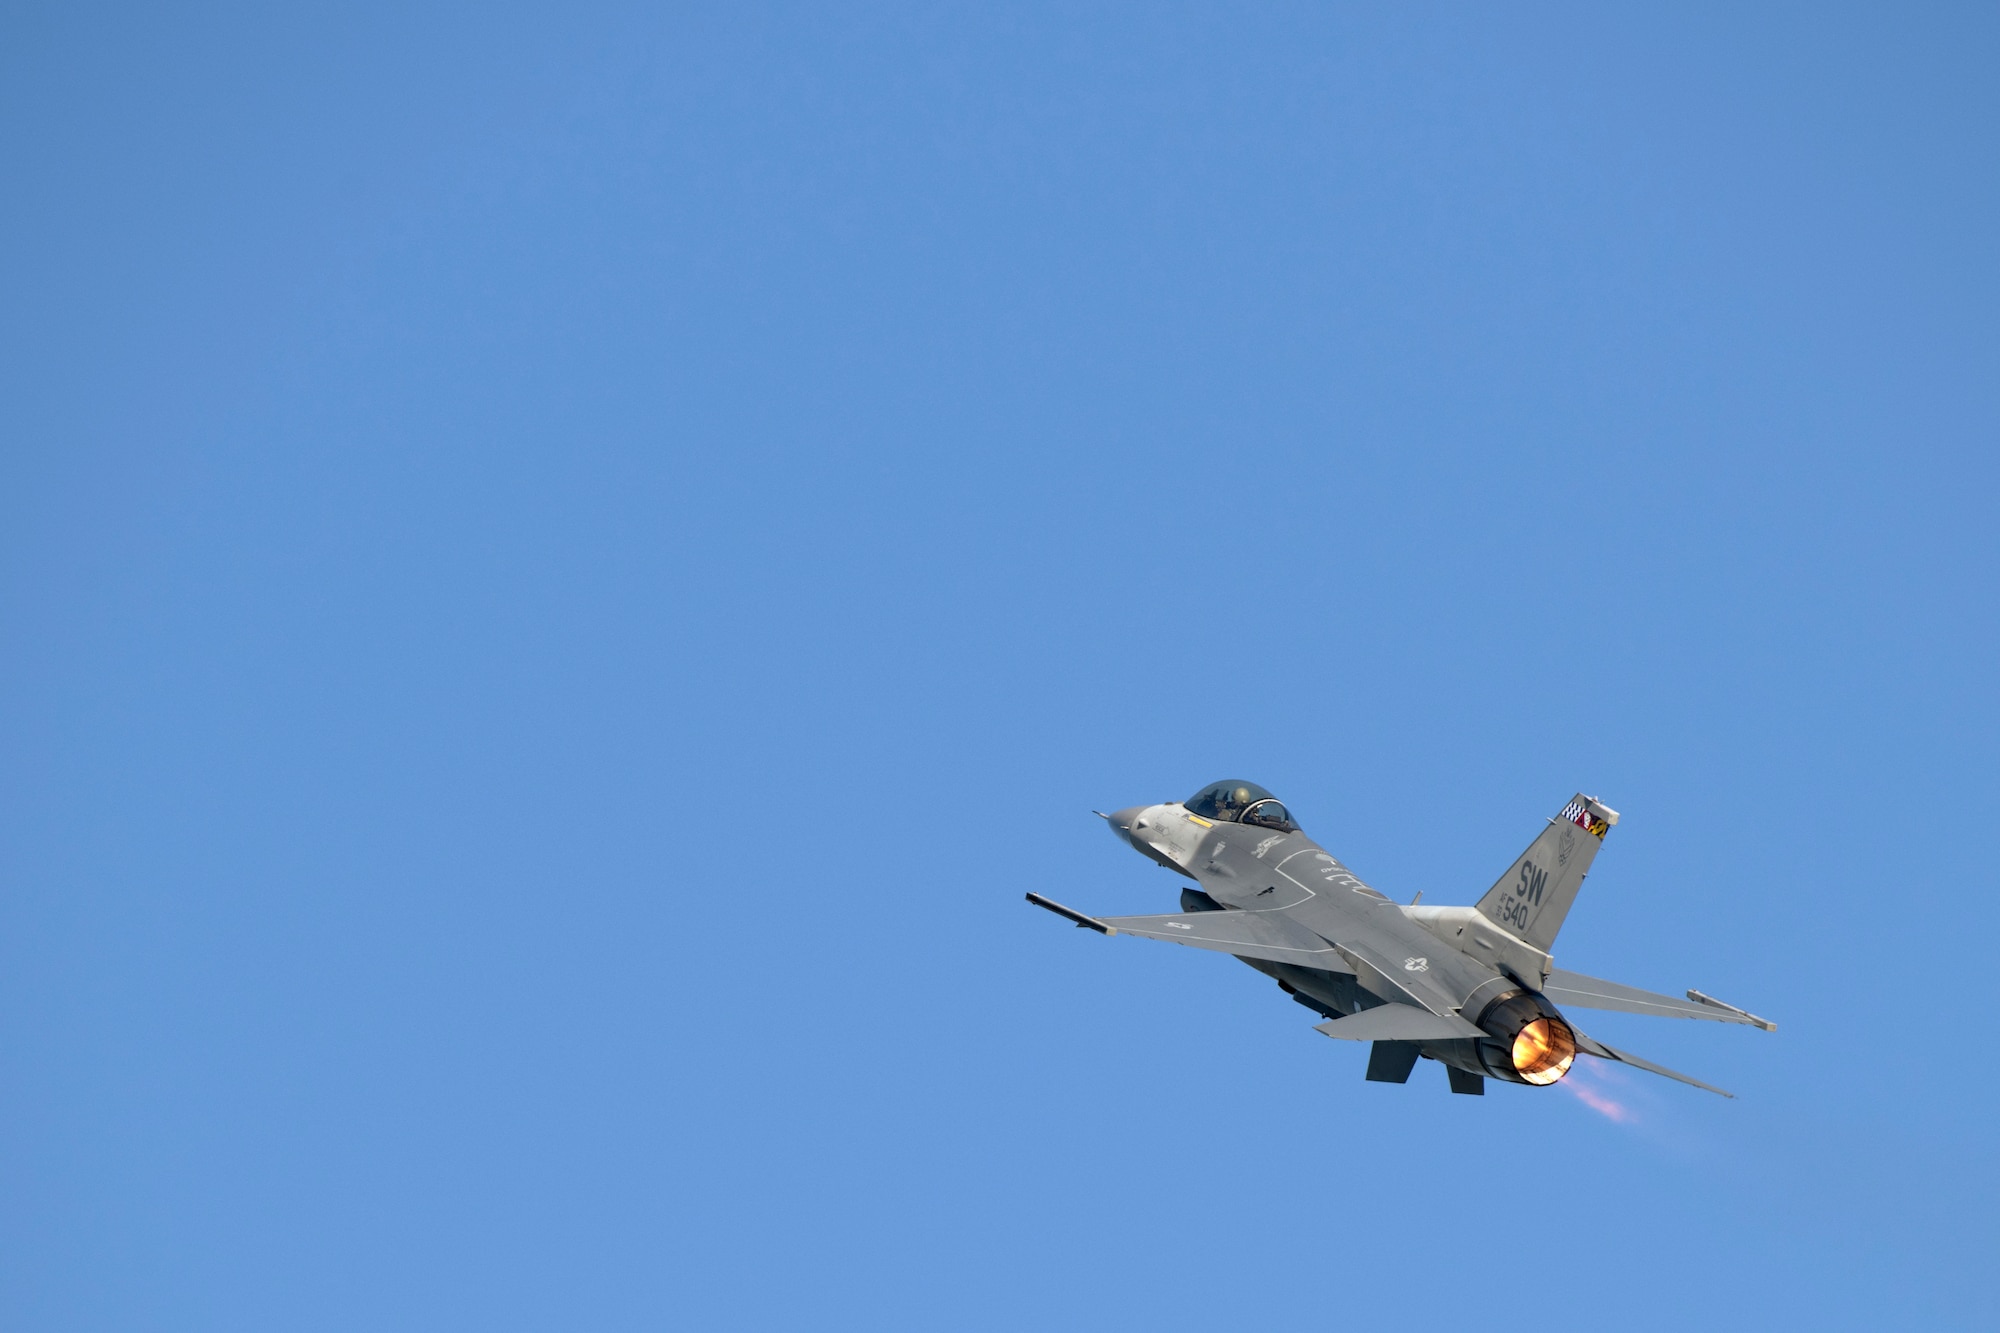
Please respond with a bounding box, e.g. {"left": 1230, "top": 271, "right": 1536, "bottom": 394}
{"left": 1028, "top": 780, "right": 1773, "bottom": 1096}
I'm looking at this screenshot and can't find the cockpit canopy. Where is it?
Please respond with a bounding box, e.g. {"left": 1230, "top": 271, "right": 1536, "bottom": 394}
{"left": 1184, "top": 779, "right": 1298, "bottom": 832}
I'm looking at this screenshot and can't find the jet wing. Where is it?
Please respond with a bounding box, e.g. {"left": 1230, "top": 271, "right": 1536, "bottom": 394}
{"left": 1571, "top": 1027, "right": 1736, "bottom": 1098}
{"left": 1025, "top": 893, "right": 1354, "bottom": 972}
{"left": 1545, "top": 968, "right": 1776, "bottom": 1029}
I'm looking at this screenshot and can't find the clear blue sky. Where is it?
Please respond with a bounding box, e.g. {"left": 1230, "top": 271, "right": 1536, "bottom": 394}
{"left": 4, "top": 5, "right": 1996, "bottom": 1329}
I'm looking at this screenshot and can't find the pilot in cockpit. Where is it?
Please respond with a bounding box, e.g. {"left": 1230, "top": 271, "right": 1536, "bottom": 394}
{"left": 1185, "top": 779, "right": 1298, "bottom": 831}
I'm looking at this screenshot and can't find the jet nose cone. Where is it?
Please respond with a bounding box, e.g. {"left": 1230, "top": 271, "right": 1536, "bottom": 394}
{"left": 1103, "top": 805, "right": 1150, "bottom": 843}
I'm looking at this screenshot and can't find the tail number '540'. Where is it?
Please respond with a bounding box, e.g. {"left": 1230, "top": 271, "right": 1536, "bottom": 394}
{"left": 1500, "top": 862, "right": 1548, "bottom": 930}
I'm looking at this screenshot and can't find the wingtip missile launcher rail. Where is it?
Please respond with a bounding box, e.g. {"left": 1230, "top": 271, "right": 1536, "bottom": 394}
{"left": 1686, "top": 989, "right": 1778, "bottom": 1032}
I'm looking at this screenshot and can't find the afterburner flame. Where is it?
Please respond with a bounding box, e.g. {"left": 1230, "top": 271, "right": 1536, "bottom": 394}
{"left": 1511, "top": 1018, "right": 1577, "bottom": 1085}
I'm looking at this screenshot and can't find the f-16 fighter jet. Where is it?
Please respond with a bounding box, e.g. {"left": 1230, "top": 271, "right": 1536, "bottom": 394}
{"left": 1028, "top": 780, "right": 1773, "bottom": 1097}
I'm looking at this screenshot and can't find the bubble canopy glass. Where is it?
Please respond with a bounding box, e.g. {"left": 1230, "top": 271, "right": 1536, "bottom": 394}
{"left": 1184, "top": 780, "right": 1297, "bottom": 831}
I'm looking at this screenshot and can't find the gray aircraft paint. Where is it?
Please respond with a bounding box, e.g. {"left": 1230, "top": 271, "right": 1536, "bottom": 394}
{"left": 1040, "top": 786, "right": 1774, "bottom": 1097}
{"left": 1471, "top": 794, "right": 1619, "bottom": 953}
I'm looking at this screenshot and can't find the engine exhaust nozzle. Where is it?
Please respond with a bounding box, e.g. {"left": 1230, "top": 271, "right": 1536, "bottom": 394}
{"left": 1509, "top": 1016, "right": 1577, "bottom": 1085}
{"left": 1470, "top": 992, "right": 1579, "bottom": 1087}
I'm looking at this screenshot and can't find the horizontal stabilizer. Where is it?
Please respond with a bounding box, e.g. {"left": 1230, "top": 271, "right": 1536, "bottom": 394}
{"left": 1545, "top": 969, "right": 1776, "bottom": 1029}
{"left": 1095, "top": 908, "right": 1356, "bottom": 972}
{"left": 1314, "top": 1005, "right": 1484, "bottom": 1043}
{"left": 1572, "top": 1028, "right": 1734, "bottom": 1098}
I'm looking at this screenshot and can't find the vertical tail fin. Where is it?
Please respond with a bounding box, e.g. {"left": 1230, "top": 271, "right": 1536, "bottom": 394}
{"left": 1473, "top": 794, "right": 1619, "bottom": 952}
